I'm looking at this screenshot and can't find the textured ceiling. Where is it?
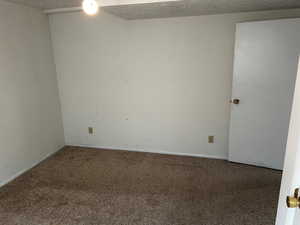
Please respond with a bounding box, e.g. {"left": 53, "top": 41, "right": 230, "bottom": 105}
{"left": 5, "top": 0, "right": 300, "bottom": 19}
{"left": 6, "top": 0, "right": 82, "bottom": 9}
{"left": 103, "top": 0, "right": 300, "bottom": 19}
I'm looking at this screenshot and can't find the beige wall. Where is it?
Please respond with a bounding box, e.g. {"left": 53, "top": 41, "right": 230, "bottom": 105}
{"left": 49, "top": 8, "right": 300, "bottom": 158}
{"left": 0, "top": 0, "right": 65, "bottom": 186}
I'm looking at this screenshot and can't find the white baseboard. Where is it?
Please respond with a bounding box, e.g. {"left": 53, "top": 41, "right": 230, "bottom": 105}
{"left": 68, "top": 144, "right": 228, "bottom": 160}
{"left": 0, "top": 146, "right": 64, "bottom": 188}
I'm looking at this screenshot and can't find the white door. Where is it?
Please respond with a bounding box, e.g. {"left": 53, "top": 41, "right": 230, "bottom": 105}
{"left": 229, "top": 18, "right": 300, "bottom": 170}
{"left": 276, "top": 58, "right": 300, "bottom": 225}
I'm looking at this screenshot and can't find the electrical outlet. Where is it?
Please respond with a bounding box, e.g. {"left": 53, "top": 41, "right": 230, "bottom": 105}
{"left": 208, "top": 136, "right": 214, "bottom": 143}
{"left": 88, "top": 127, "right": 93, "bottom": 134}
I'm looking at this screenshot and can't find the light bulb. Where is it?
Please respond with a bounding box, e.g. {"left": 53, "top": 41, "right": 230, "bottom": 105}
{"left": 82, "top": 0, "right": 99, "bottom": 16}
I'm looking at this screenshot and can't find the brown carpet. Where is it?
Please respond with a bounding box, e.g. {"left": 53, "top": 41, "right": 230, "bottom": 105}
{"left": 0, "top": 146, "right": 282, "bottom": 225}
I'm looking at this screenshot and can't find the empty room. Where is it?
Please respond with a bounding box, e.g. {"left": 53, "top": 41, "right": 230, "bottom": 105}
{"left": 1, "top": 0, "right": 300, "bottom": 224}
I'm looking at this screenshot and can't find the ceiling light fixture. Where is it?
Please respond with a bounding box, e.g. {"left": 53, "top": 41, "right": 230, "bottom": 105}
{"left": 82, "top": 0, "right": 99, "bottom": 15}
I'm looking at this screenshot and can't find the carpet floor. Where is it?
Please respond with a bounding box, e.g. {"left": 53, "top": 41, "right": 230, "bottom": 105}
{"left": 0, "top": 146, "right": 282, "bottom": 225}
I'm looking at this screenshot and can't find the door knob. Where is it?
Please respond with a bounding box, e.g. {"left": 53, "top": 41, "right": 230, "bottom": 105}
{"left": 287, "top": 188, "right": 300, "bottom": 208}
{"left": 230, "top": 99, "right": 240, "bottom": 104}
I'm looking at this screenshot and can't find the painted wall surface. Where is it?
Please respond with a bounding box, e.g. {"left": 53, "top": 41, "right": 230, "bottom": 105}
{"left": 0, "top": 0, "right": 65, "bottom": 186}
{"left": 50, "top": 8, "right": 300, "bottom": 159}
